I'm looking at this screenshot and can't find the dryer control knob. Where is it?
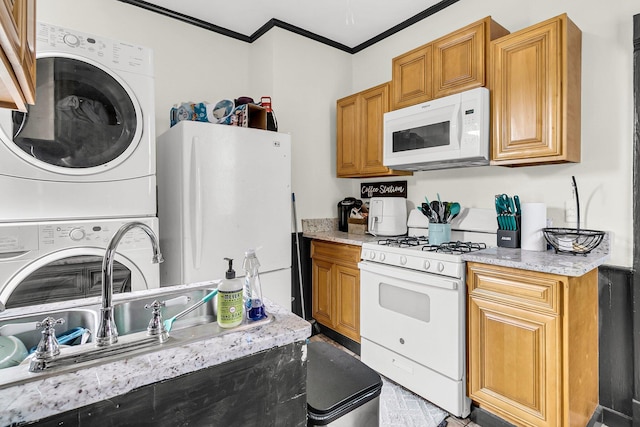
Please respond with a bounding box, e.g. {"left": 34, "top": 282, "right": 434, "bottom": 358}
{"left": 69, "top": 228, "right": 85, "bottom": 241}
{"left": 63, "top": 33, "right": 80, "bottom": 47}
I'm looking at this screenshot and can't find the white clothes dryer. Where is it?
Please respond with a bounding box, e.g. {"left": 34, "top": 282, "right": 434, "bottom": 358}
{"left": 0, "top": 22, "right": 156, "bottom": 222}
{"left": 0, "top": 217, "right": 160, "bottom": 310}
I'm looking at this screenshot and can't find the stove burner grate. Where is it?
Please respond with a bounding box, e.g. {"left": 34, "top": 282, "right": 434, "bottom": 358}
{"left": 421, "top": 241, "right": 487, "bottom": 255}
{"left": 376, "top": 236, "right": 429, "bottom": 248}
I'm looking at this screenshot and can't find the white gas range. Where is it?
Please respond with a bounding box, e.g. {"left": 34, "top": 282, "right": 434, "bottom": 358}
{"left": 358, "top": 208, "right": 496, "bottom": 418}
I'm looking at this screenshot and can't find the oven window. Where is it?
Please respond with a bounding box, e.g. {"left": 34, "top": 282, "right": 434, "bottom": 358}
{"left": 10, "top": 57, "right": 137, "bottom": 168}
{"left": 379, "top": 283, "right": 430, "bottom": 322}
{"left": 392, "top": 121, "right": 450, "bottom": 153}
{"left": 5, "top": 255, "right": 131, "bottom": 309}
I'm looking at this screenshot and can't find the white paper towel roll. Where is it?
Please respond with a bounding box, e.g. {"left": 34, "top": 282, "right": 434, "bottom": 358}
{"left": 521, "top": 203, "right": 547, "bottom": 251}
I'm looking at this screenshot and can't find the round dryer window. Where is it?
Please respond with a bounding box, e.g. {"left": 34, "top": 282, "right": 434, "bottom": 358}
{"left": 8, "top": 56, "right": 142, "bottom": 170}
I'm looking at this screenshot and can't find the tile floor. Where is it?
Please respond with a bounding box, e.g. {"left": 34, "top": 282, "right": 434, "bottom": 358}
{"left": 309, "top": 334, "right": 480, "bottom": 427}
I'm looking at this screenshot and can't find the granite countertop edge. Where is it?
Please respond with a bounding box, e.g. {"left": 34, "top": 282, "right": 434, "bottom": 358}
{"left": 306, "top": 231, "right": 611, "bottom": 276}
{"left": 303, "top": 230, "right": 379, "bottom": 246}
{"left": 0, "top": 281, "right": 311, "bottom": 426}
{"left": 461, "top": 246, "right": 611, "bottom": 276}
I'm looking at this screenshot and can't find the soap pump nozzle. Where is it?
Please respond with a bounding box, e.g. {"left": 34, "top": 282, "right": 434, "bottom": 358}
{"left": 224, "top": 257, "right": 236, "bottom": 279}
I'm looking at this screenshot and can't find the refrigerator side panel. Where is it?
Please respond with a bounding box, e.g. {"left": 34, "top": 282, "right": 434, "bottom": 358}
{"left": 260, "top": 268, "right": 292, "bottom": 311}
{"left": 157, "top": 124, "right": 188, "bottom": 286}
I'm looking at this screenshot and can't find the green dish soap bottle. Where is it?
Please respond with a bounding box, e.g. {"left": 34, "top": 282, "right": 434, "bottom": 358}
{"left": 217, "top": 258, "right": 243, "bottom": 328}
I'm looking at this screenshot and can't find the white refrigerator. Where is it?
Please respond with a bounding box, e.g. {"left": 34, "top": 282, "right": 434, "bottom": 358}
{"left": 156, "top": 121, "right": 292, "bottom": 310}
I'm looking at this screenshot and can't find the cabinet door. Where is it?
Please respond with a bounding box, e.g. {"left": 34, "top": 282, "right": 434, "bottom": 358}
{"left": 334, "top": 264, "right": 360, "bottom": 343}
{"left": 391, "top": 44, "right": 432, "bottom": 110}
{"left": 336, "top": 93, "right": 360, "bottom": 177}
{"left": 359, "top": 83, "right": 390, "bottom": 176}
{"left": 0, "top": 0, "right": 35, "bottom": 110}
{"left": 491, "top": 14, "right": 581, "bottom": 165}
{"left": 468, "top": 296, "right": 560, "bottom": 427}
{"left": 433, "top": 21, "right": 485, "bottom": 99}
{"left": 312, "top": 258, "right": 334, "bottom": 328}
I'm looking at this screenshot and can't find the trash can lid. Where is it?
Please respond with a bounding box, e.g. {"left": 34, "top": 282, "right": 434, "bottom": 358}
{"left": 307, "top": 341, "right": 382, "bottom": 423}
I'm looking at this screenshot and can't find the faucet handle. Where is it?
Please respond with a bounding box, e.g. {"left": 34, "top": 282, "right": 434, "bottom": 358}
{"left": 30, "top": 317, "right": 64, "bottom": 372}
{"left": 145, "top": 300, "right": 169, "bottom": 342}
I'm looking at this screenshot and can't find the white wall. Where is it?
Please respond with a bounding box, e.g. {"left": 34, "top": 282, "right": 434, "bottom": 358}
{"left": 36, "top": 0, "right": 635, "bottom": 267}
{"left": 352, "top": 1, "right": 636, "bottom": 268}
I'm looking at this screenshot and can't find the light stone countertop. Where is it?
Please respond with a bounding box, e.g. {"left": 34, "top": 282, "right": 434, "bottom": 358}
{"left": 461, "top": 233, "right": 611, "bottom": 276}
{"left": 305, "top": 225, "right": 611, "bottom": 277}
{"left": 303, "top": 230, "right": 380, "bottom": 246}
{"left": 0, "top": 281, "right": 311, "bottom": 426}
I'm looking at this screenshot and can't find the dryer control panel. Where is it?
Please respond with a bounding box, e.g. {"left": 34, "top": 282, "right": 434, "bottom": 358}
{"left": 36, "top": 22, "right": 153, "bottom": 76}
{"left": 0, "top": 218, "right": 158, "bottom": 255}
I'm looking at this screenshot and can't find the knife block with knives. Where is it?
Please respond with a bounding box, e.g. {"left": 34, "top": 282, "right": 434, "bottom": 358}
{"left": 496, "top": 194, "right": 521, "bottom": 248}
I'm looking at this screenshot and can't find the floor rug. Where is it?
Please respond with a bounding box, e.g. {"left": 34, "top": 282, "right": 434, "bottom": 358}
{"left": 379, "top": 376, "right": 449, "bottom": 427}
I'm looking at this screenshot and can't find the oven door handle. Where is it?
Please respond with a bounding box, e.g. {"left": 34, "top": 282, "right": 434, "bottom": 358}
{"left": 358, "top": 260, "right": 460, "bottom": 291}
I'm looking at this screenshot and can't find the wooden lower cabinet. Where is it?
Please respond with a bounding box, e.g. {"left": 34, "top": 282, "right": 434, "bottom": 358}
{"left": 311, "top": 240, "right": 360, "bottom": 342}
{"left": 466, "top": 262, "right": 598, "bottom": 427}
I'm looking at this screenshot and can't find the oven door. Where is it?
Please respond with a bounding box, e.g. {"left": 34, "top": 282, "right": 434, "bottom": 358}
{"left": 359, "top": 260, "right": 465, "bottom": 381}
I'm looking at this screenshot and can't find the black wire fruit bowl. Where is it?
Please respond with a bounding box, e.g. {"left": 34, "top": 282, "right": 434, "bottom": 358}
{"left": 542, "top": 227, "right": 605, "bottom": 255}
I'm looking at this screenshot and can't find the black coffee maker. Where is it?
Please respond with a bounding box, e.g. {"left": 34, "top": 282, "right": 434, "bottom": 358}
{"left": 337, "top": 197, "right": 357, "bottom": 232}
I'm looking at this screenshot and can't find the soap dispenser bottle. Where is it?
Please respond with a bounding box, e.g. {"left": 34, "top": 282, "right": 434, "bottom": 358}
{"left": 217, "top": 258, "right": 244, "bottom": 328}
{"left": 243, "top": 249, "right": 266, "bottom": 321}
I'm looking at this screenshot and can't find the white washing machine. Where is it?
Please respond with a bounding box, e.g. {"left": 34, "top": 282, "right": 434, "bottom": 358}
{"left": 0, "top": 217, "right": 160, "bottom": 310}
{"left": 0, "top": 22, "right": 156, "bottom": 222}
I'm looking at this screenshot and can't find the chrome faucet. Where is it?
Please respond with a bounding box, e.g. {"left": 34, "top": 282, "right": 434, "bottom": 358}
{"left": 96, "top": 222, "right": 164, "bottom": 347}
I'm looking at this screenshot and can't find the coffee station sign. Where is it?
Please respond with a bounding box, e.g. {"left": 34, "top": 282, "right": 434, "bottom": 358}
{"left": 360, "top": 181, "right": 407, "bottom": 199}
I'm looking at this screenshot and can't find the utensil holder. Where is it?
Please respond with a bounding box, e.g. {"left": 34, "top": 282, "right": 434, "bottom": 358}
{"left": 429, "top": 223, "right": 451, "bottom": 245}
{"left": 497, "top": 215, "right": 521, "bottom": 248}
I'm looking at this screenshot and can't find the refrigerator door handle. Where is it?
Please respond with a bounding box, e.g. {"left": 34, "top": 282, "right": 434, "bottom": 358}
{"left": 190, "top": 136, "right": 203, "bottom": 270}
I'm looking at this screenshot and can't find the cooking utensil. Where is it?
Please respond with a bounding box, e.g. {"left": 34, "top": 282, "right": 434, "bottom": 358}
{"left": 163, "top": 288, "right": 218, "bottom": 332}
{"left": 446, "top": 202, "right": 461, "bottom": 223}
{"left": 430, "top": 201, "right": 441, "bottom": 223}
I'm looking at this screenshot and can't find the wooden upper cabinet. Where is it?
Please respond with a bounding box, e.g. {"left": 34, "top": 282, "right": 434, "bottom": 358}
{"left": 391, "top": 16, "right": 508, "bottom": 110}
{"left": 0, "top": 0, "right": 35, "bottom": 111}
{"left": 391, "top": 43, "right": 433, "bottom": 110}
{"left": 336, "top": 82, "right": 411, "bottom": 178}
{"left": 336, "top": 93, "right": 360, "bottom": 176}
{"left": 432, "top": 16, "right": 509, "bottom": 99}
{"left": 491, "top": 14, "right": 581, "bottom": 166}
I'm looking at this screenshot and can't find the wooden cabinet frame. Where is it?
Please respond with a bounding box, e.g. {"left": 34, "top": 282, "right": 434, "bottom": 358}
{"left": 467, "top": 262, "right": 598, "bottom": 427}
{"left": 311, "top": 240, "right": 361, "bottom": 342}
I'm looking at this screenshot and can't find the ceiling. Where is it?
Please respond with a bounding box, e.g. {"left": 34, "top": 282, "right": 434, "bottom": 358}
{"left": 119, "top": 0, "right": 459, "bottom": 53}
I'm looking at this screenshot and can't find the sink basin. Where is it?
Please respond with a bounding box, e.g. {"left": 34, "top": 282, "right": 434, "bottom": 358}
{"left": 0, "top": 308, "right": 98, "bottom": 350}
{"left": 113, "top": 288, "right": 217, "bottom": 335}
{"left": 0, "top": 283, "right": 273, "bottom": 389}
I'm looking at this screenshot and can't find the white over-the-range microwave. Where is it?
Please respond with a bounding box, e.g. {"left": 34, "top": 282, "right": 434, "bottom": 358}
{"left": 383, "top": 87, "right": 490, "bottom": 171}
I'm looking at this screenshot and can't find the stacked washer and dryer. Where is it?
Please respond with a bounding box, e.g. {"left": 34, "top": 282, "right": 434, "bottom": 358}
{"left": 0, "top": 23, "right": 159, "bottom": 309}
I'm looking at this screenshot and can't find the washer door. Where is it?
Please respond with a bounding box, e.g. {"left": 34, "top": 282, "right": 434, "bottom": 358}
{"left": 0, "top": 55, "right": 142, "bottom": 176}
{"left": 0, "top": 248, "right": 146, "bottom": 309}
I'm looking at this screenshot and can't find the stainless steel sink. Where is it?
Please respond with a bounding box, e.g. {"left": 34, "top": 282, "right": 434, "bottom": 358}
{"left": 0, "top": 284, "right": 273, "bottom": 389}
{"left": 113, "top": 288, "right": 217, "bottom": 335}
{"left": 0, "top": 308, "right": 98, "bottom": 350}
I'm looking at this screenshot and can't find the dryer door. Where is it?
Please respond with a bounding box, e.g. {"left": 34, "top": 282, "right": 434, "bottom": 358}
{"left": 0, "top": 248, "right": 146, "bottom": 309}
{"left": 0, "top": 56, "right": 143, "bottom": 176}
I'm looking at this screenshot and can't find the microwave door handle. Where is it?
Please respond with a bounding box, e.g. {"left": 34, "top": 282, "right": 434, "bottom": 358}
{"left": 454, "top": 102, "right": 462, "bottom": 146}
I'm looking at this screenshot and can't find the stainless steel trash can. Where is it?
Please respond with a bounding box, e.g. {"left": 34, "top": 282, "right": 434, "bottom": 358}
{"left": 307, "top": 341, "right": 382, "bottom": 426}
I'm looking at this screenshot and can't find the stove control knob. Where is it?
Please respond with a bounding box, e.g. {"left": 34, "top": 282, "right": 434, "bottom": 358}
{"left": 423, "top": 260, "right": 431, "bottom": 270}
{"left": 380, "top": 253, "right": 386, "bottom": 261}
{"left": 437, "top": 262, "right": 445, "bottom": 272}
{"left": 368, "top": 251, "right": 376, "bottom": 260}
{"left": 400, "top": 256, "right": 407, "bottom": 265}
